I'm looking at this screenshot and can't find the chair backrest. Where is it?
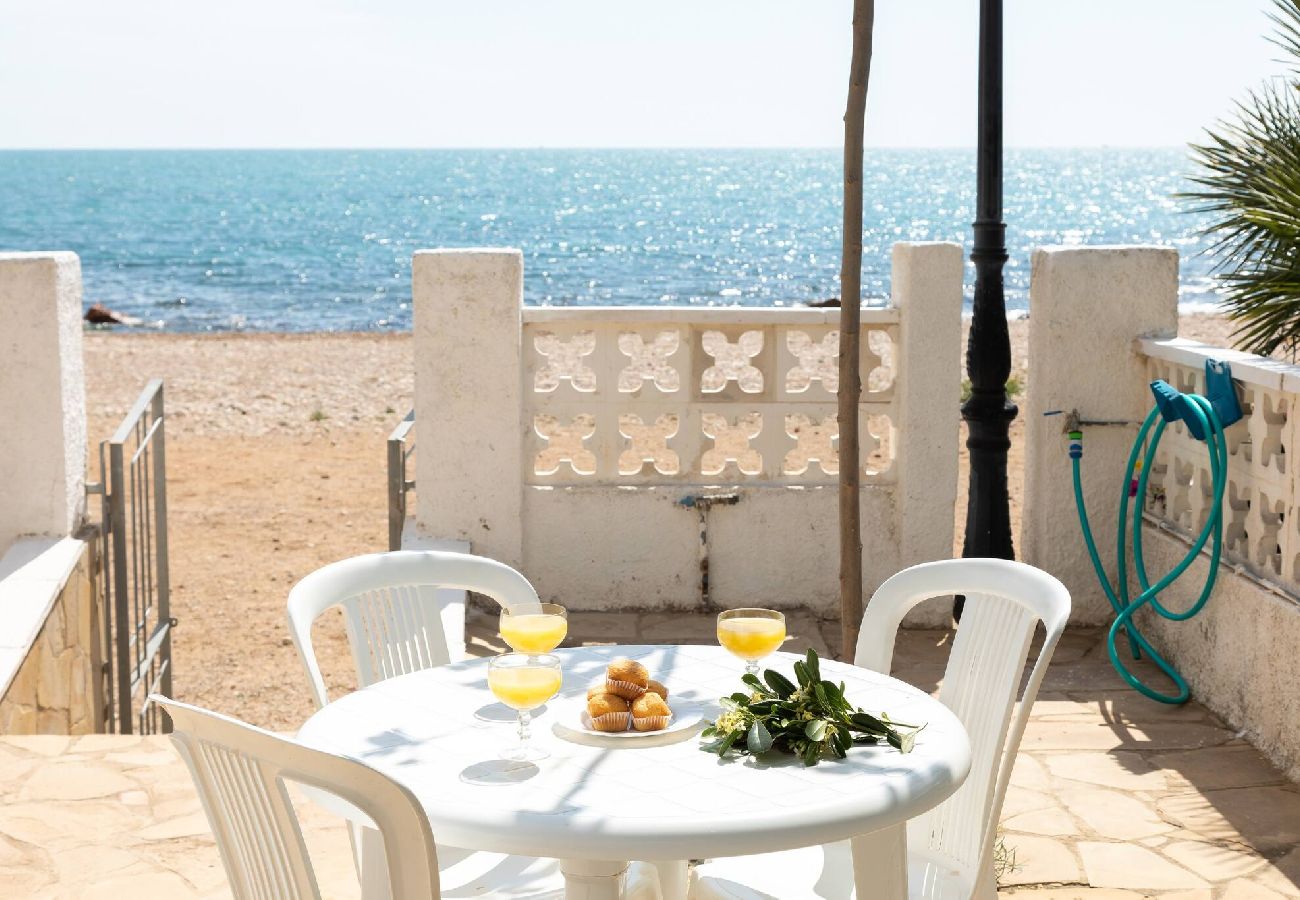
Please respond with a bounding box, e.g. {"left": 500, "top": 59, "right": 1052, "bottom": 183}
{"left": 287, "top": 550, "right": 540, "bottom": 707}
{"left": 854, "top": 558, "right": 1070, "bottom": 883}
{"left": 154, "top": 695, "right": 440, "bottom": 900}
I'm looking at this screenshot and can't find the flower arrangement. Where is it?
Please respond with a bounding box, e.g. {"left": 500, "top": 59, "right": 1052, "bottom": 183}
{"left": 699, "top": 649, "right": 923, "bottom": 766}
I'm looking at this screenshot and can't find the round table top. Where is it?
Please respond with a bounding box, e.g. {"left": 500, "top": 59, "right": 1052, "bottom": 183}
{"left": 296, "top": 644, "right": 971, "bottom": 861}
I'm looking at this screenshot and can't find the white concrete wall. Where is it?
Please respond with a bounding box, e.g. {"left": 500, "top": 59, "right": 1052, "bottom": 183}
{"left": 409, "top": 243, "right": 963, "bottom": 621}
{"left": 1021, "top": 243, "right": 1300, "bottom": 780}
{"left": 1136, "top": 529, "right": 1300, "bottom": 782}
{"left": 412, "top": 249, "right": 524, "bottom": 570}
{"left": 891, "top": 242, "right": 965, "bottom": 625}
{"left": 1021, "top": 246, "right": 1178, "bottom": 623}
{"left": 0, "top": 253, "right": 87, "bottom": 552}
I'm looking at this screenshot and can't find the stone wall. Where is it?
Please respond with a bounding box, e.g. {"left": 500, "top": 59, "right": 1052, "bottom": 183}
{"left": 0, "top": 543, "right": 102, "bottom": 734}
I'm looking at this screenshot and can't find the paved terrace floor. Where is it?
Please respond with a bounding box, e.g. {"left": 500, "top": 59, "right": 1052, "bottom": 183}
{"left": 2, "top": 613, "right": 1297, "bottom": 898}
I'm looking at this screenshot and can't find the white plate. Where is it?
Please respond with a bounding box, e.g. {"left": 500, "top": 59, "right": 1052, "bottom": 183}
{"left": 550, "top": 696, "right": 708, "bottom": 747}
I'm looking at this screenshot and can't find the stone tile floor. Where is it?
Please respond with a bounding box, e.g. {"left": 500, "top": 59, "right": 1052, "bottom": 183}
{"left": 1, "top": 615, "right": 1297, "bottom": 898}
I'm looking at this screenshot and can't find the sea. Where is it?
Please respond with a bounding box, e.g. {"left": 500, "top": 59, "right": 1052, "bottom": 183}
{"left": 0, "top": 148, "right": 1221, "bottom": 332}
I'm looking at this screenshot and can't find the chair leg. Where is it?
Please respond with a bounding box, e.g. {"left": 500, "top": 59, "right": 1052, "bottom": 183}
{"left": 359, "top": 825, "right": 392, "bottom": 900}
{"left": 850, "top": 824, "right": 907, "bottom": 900}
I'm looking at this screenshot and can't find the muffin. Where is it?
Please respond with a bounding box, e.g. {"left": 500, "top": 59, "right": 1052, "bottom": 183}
{"left": 586, "top": 692, "right": 631, "bottom": 732}
{"left": 605, "top": 658, "right": 650, "bottom": 700}
{"left": 631, "top": 692, "right": 671, "bottom": 732}
{"left": 587, "top": 683, "right": 606, "bottom": 700}
{"left": 645, "top": 679, "right": 669, "bottom": 700}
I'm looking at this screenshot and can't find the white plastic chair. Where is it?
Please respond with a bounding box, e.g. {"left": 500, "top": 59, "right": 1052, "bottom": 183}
{"left": 154, "top": 694, "right": 441, "bottom": 899}
{"left": 287, "top": 549, "right": 541, "bottom": 708}
{"left": 285, "top": 551, "right": 573, "bottom": 897}
{"left": 690, "top": 558, "right": 1071, "bottom": 900}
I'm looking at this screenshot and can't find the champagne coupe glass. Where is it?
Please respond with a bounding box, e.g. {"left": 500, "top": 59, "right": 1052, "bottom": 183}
{"left": 499, "top": 603, "right": 568, "bottom": 657}
{"left": 717, "top": 608, "right": 787, "bottom": 676}
{"left": 488, "top": 653, "right": 562, "bottom": 761}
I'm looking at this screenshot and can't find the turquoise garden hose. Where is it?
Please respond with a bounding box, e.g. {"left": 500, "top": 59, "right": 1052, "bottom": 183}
{"left": 1069, "top": 371, "right": 1236, "bottom": 705}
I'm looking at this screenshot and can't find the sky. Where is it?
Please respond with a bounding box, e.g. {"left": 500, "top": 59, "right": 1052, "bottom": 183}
{"left": 0, "top": 0, "right": 1286, "bottom": 149}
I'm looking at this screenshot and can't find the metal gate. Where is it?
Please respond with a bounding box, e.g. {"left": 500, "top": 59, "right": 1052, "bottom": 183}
{"left": 87, "top": 379, "right": 174, "bottom": 734}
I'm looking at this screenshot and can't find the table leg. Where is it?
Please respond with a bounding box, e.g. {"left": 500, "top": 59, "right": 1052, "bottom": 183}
{"left": 560, "top": 858, "right": 628, "bottom": 899}
{"left": 850, "top": 823, "right": 907, "bottom": 900}
{"left": 647, "top": 860, "right": 688, "bottom": 900}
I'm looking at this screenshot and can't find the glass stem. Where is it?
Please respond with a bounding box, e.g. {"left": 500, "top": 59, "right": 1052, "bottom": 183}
{"left": 745, "top": 660, "right": 760, "bottom": 676}
{"left": 517, "top": 709, "right": 532, "bottom": 750}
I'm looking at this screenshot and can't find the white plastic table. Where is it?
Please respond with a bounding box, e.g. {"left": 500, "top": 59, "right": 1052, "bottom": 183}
{"left": 296, "top": 644, "right": 970, "bottom": 900}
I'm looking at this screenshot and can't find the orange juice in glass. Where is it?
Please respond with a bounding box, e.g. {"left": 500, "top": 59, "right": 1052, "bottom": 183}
{"left": 488, "top": 653, "right": 562, "bottom": 760}
{"left": 499, "top": 603, "right": 568, "bottom": 656}
{"left": 717, "top": 608, "right": 787, "bottom": 675}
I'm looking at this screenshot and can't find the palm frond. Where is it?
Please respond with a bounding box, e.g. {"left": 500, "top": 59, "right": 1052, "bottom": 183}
{"left": 1181, "top": 0, "right": 1300, "bottom": 357}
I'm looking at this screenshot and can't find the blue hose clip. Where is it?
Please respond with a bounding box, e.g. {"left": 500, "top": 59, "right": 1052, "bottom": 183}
{"left": 1149, "top": 360, "right": 1242, "bottom": 442}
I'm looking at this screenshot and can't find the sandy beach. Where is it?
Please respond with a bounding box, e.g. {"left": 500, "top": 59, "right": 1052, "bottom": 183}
{"left": 82, "top": 314, "right": 1242, "bottom": 729}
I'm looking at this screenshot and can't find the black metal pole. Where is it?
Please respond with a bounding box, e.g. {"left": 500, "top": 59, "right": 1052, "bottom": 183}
{"left": 958, "top": 0, "right": 1015, "bottom": 615}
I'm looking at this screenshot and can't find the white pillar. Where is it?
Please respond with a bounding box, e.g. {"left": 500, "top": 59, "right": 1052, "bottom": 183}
{"left": 0, "top": 252, "right": 86, "bottom": 551}
{"left": 411, "top": 249, "right": 524, "bottom": 568}
{"left": 1021, "top": 246, "right": 1178, "bottom": 623}
{"left": 890, "top": 241, "right": 964, "bottom": 625}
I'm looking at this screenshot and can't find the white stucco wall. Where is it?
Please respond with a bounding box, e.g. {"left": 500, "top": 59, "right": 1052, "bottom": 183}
{"left": 1020, "top": 243, "right": 1300, "bottom": 781}
{"left": 1021, "top": 246, "right": 1178, "bottom": 623}
{"left": 0, "top": 253, "right": 87, "bottom": 553}
{"left": 1136, "top": 527, "right": 1300, "bottom": 782}
{"left": 410, "top": 243, "right": 962, "bottom": 622}
{"left": 891, "top": 242, "right": 965, "bottom": 625}
{"left": 413, "top": 248, "right": 524, "bottom": 570}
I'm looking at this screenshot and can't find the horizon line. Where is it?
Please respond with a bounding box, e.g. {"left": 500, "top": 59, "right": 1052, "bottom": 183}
{"left": 0, "top": 144, "right": 1194, "bottom": 153}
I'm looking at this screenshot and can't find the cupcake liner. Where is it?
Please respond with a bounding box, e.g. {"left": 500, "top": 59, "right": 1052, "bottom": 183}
{"left": 632, "top": 714, "right": 671, "bottom": 732}
{"left": 605, "top": 678, "right": 648, "bottom": 700}
{"left": 588, "top": 711, "right": 632, "bottom": 733}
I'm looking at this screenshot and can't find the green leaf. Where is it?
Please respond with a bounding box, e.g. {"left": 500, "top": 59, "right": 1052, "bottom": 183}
{"left": 763, "top": 670, "right": 797, "bottom": 698}
{"left": 805, "top": 718, "right": 829, "bottom": 742}
{"left": 887, "top": 729, "right": 916, "bottom": 754}
{"left": 801, "top": 740, "right": 822, "bottom": 767}
{"left": 700, "top": 725, "right": 716, "bottom": 739}
{"left": 819, "top": 680, "right": 846, "bottom": 710}
{"left": 831, "top": 724, "right": 851, "bottom": 758}
{"left": 812, "top": 683, "right": 829, "bottom": 709}
{"left": 741, "top": 674, "right": 773, "bottom": 696}
{"left": 805, "top": 649, "right": 821, "bottom": 682}
{"left": 851, "top": 711, "right": 889, "bottom": 734}
{"left": 793, "top": 660, "right": 810, "bottom": 688}
{"left": 746, "top": 720, "right": 774, "bottom": 754}
{"left": 699, "top": 738, "right": 726, "bottom": 755}
{"left": 718, "top": 731, "right": 741, "bottom": 757}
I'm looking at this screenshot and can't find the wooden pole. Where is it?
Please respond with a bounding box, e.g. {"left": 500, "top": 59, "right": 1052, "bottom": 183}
{"left": 838, "top": 0, "right": 875, "bottom": 660}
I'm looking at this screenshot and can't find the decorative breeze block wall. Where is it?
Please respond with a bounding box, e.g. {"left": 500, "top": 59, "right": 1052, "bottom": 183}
{"left": 523, "top": 311, "right": 898, "bottom": 487}
{"left": 1142, "top": 339, "right": 1300, "bottom": 594}
{"left": 413, "top": 243, "right": 963, "bottom": 619}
